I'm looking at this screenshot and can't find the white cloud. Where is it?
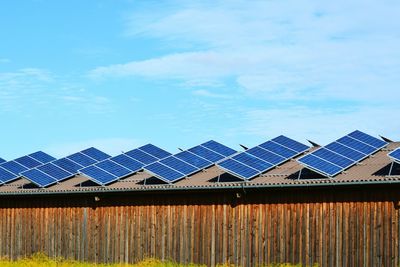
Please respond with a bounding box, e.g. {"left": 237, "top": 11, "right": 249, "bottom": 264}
{"left": 91, "top": 0, "right": 400, "bottom": 103}
{"left": 45, "top": 138, "right": 143, "bottom": 158}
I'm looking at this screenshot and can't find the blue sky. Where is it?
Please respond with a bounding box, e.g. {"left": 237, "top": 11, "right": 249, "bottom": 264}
{"left": 0, "top": 0, "right": 399, "bottom": 159}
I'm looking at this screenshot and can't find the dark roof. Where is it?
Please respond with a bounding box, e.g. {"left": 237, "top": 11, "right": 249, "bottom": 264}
{"left": 0, "top": 142, "right": 399, "bottom": 196}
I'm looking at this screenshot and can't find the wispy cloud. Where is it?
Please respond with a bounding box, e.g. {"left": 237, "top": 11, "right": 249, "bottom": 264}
{"left": 91, "top": 0, "right": 400, "bottom": 103}
{"left": 0, "top": 68, "right": 113, "bottom": 114}
{"left": 192, "top": 89, "right": 232, "bottom": 99}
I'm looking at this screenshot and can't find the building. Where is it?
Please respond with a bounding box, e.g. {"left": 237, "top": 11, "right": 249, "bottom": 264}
{"left": 0, "top": 134, "right": 399, "bottom": 266}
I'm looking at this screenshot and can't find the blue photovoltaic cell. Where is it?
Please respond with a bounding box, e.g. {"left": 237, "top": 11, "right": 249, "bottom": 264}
{"left": 29, "top": 151, "right": 56, "bottom": 164}
{"left": 21, "top": 169, "right": 57, "bottom": 187}
{"left": 37, "top": 163, "right": 73, "bottom": 181}
{"left": 312, "top": 148, "right": 354, "bottom": 168}
{"left": 272, "top": 135, "right": 309, "bottom": 153}
{"left": 218, "top": 159, "right": 259, "bottom": 179}
{"left": 138, "top": 144, "right": 171, "bottom": 159}
{"left": 145, "top": 162, "right": 184, "bottom": 182}
{"left": 259, "top": 141, "right": 297, "bottom": 158}
{"left": 111, "top": 154, "right": 144, "bottom": 172}
{"left": 189, "top": 146, "right": 224, "bottom": 162}
{"left": 0, "top": 161, "right": 28, "bottom": 175}
{"left": 298, "top": 131, "right": 387, "bottom": 177}
{"left": 81, "top": 147, "right": 111, "bottom": 161}
{"left": 348, "top": 130, "right": 387, "bottom": 149}
{"left": 160, "top": 156, "right": 198, "bottom": 175}
{"left": 232, "top": 153, "right": 273, "bottom": 172}
{"left": 325, "top": 142, "right": 365, "bottom": 162}
{"left": 67, "top": 153, "right": 97, "bottom": 167}
{"left": 80, "top": 165, "right": 117, "bottom": 185}
{"left": 14, "top": 156, "right": 41, "bottom": 169}
{"left": 0, "top": 158, "right": 5, "bottom": 164}
{"left": 125, "top": 149, "right": 158, "bottom": 165}
{"left": 298, "top": 154, "right": 342, "bottom": 176}
{"left": 96, "top": 160, "right": 131, "bottom": 178}
{"left": 0, "top": 168, "right": 18, "bottom": 184}
{"left": 201, "top": 140, "right": 236, "bottom": 157}
{"left": 246, "top": 147, "right": 286, "bottom": 165}
{"left": 53, "top": 158, "right": 83, "bottom": 173}
{"left": 175, "top": 151, "right": 212, "bottom": 169}
{"left": 388, "top": 148, "right": 400, "bottom": 163}
{"left": 337, "top": 136, "right": 375, "bottom": 155}
{"left": 217, "top": 136, "right": 309, "bottom": 180}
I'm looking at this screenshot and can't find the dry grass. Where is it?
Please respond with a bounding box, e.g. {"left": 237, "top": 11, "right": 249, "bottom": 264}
{"left": 0, "top": 253, "right": 314, "bottom": 267}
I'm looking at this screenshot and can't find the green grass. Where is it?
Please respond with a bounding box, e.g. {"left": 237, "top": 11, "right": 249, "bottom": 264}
{"left": 0, "top": 253, "right": 313, "bottom": 267}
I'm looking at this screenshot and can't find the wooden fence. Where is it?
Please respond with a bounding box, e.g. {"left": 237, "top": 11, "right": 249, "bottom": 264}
{"left": 0, "top": 185, "right": 399, "bottom": 266}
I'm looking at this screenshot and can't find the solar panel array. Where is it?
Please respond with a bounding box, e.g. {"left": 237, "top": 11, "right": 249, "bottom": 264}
{"left": 21, "top": 147, "right": 110, "bottom": 187}
{"left": 80, "top": 144, "right": 172, "bottom": 186}
{"left": 0, "top": 152, "right": 56, "bottom": 184}
{"left": 298, "top": 130, "right": 387, "bottom": 177}
{"left": 217, "top": 135, "right": 309, "bottom": 180}
{"left": 388, "top": 148, "right": 400, "bottom": 164}
{"left": 144, "top": 140, "right": 237, "bottom": 183}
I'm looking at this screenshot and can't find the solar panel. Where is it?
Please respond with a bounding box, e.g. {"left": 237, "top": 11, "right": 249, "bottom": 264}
{"left": 80, "top": 145, "right": 171, "bottom": 185}
{"left": 0, "top": 158, "right": 6, "bottom": 164}
{"left": 14, "top": 156, "right": 41, "bottom": 169}
{"left": 80, "top": 147, "right": 111, "bottom": 161}
{"left": 67, "top": 152, "right": 97, "bottom": 167}
{"left": 0, "top": 161, "right": 28, "bottom": 175}
{"left": 175, "top": 151, "right": 212, "bottom": 169}
{"left": 217, "top": 136, "right": 308, "bottom": 180}
{"left": 388, "top": 148, "right": 400, "bottom": 164}
{"left": 111, "top": 154, "right": 144, "bottom": 172}
{"left": 159, "top": 156, "right": 198, "bottom": 175}
{"left": 79, "top": 165, "right": 118, "bottom": 185}
{"left": 298, "top": 130, "right": 387, "bottom": 177}
{"left": 52, "top": 158, "right": 83, "bottom": 173}
{"left": 201, "top": 140, "right": 236, "bottom": 157}
{"left": 125, "top": 149, "right": 158, "bottom": 165}
{"left": 0, "top": 168, "right": 18, "bottom": 184}
{"left": 28, "top": 151, "right": 56, "bottom": 164}
{"left": 143, "top": 140, "right": 237, "bottom": 183}
{"left": 145, "top": 162, "right": 184, "bottom": 183}
{"left": 22, "top": 169, "right": 58, "bottom": 188}
{"left": 95, "top": 160, "right": 131, "bottom": 177}
{"left": 138, "top": 144, "right": 171, "bottom": 159}
{"left": 36, "top": 163, "right": 73, "bottom": 181}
